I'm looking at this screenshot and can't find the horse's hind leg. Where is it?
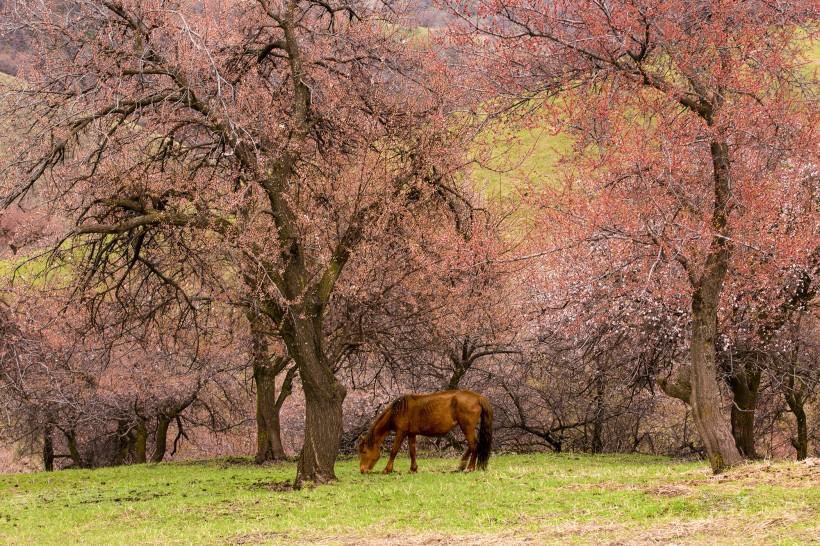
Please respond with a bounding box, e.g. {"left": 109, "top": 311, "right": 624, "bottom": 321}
{"left": 458, "top": 447, "right": 471, "bottom": 471}
{"left": 465, "top": 429, "right": 478, "bottom": 471}
{"left": 457, "top": 419, "right": 478, "bottom": 472}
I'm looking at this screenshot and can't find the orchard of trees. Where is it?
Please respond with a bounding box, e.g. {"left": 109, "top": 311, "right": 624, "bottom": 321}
{"left": 0, "top": 0, "right": 816, "bottom": 485}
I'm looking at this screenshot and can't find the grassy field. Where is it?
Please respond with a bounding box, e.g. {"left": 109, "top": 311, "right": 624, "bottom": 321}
{"left": 0, "top": 453, "right": 817, "bottom": 545}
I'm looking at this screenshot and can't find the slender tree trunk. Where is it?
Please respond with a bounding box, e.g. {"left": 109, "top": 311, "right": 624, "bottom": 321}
{"left": 152, "top": 415, "right": 171, "bottom": 463}
{"left": 784, "top": 389, "right": 808, "bottom": 461}
{"left": 687, "top": 141, "right": 743, "bottom": 474}
{"left": 791, "top": 404, "right": 808, "bottom": 461}
{"left": 728, "top": 368, "right": 761, "bottom": 459}
{"left": 287, "top": 313, "right": 346, "bottom": 488}
{"left": 591, "top": 371, "right": 605, "bottom": 453}
{"left": 133, "top": 418, "right": 147, "bottom": 463}
{"left": 42, "top": 426, "right": 54, "bottom": 472}
{"left": 254, "top": 361, "right": 289, "bottom": 462}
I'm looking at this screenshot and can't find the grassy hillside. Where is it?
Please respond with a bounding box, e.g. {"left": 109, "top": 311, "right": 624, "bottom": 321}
{"left": 473, "top": 124, "right": 572, "bottom": 199}
{"left": 0, "top": 453, "right": 816, "bottom": 545}
{"left": 0, "top": 71, "right": 22, "bottom": 159}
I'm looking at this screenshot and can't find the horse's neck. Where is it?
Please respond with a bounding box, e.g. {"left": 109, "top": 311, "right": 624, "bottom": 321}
{"left": 371, "top": 409, "right": 393, "bottom": 446}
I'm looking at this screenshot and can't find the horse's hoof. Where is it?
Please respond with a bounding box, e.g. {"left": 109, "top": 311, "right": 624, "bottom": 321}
{"left": 382, "top": 469, "right": 393, "bottom": 474}
{"left": 410, "top": 468, "right": 418, "bottom": 473}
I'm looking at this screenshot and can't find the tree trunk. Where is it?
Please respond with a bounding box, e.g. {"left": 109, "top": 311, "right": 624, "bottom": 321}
{"left": 288, "top": 313, "right": 346, "bottom": 488}
{"left": 133, "top": 419, "right": 147, "bottom": 463}
{"left": 152, "top": 415, "right": 171, "bottom": 463}
{"left": 791, "top": 404, "right": 808, "bottom": 461}
{"left": 113, "top": 419, "right": 130, "bottom": 466}
{"left": 727, "top": 368, "right": 761, "bottom": 459}
{"left": 690, "top": 290, "right": 743, "bottom": 472}
{"left": 590, "top": 371, "right": 605, "bottom": 453}
{"left": 254, "top": 360, "right": 289, "bottom": 463}
{"left": 42, "top": 426, "right": 54, "bottom": 472}
{"left": 785, "top": 390, "right": 808, "bottom": 461}
{"left": 687, "top": 140, "right": 743, "bottom": 474}
{"left": 64, "top": 429, "right": 85, "bottom": 468}
{"left": 248, "top": 312, "right": 289, "bottom": 463}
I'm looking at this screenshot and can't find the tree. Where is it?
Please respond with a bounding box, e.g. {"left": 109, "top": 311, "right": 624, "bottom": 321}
{"left": 0, "top": 278, "right": 247, "bottom": 470}
{"left": 2, "top": 0, "right": 474, "bottom": 484}
{"left": 245, "top": 306, "right": 296, "bottom": 462}
{"left": 451, "top": 0, "right": 816, "bottom": 472}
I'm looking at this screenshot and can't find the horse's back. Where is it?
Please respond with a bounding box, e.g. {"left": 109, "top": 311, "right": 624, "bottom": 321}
{"left": 400, "top": 390, "right": 482, "bottom": 436}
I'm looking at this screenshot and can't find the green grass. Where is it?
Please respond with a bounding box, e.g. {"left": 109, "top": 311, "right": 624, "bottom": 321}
{"left": 473, "top": 124, "right": 573, "bottom": 199}
{"left": 0, "top": 453, "right": 816, "bottom": 545}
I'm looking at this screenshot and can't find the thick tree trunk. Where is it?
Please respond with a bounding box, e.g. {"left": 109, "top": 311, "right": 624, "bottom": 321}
{"left": 687, "top": 141, "right": 743, "bottom": 474}
{"left": 288, "top": 313, "right": 346, "bottom": 488}
{"left": 690, "top": 292, "right": 743, "bottom": 472}
{"left": 42, "top": 426, "right": 54, "bottom": 471}
{"left": 727, "top": 368, "right": 761, "bottom": 459}
{"left": 152, "top": 415, "right": 171, "bottom": 463}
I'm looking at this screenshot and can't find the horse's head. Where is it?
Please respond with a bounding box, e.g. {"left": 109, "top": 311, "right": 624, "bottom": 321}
{"left": 357, "top": 433, "right": 380, "bottom": 473}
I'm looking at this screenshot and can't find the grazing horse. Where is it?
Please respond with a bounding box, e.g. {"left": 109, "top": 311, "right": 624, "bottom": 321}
{"left": 357, "top": 389, "right": 493, "bottom": 474}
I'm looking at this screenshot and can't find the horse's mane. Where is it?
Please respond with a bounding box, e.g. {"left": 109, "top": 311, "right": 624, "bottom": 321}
{"left": 362, "top": 395, "right": 408, "bottom": 449}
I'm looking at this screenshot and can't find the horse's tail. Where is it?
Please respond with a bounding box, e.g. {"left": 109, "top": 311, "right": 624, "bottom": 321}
{"left": 476, "top": 395, "right": 493, "bottom": 470}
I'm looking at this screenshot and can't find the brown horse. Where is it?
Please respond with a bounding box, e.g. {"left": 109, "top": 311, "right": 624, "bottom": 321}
{"left": 357, "top": 389, "right": 493, "bottom": 474}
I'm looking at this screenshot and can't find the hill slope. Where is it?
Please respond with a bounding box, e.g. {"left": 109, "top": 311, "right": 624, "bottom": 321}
{"left": 0, "top": 453, "right": 817, "bottom": 545}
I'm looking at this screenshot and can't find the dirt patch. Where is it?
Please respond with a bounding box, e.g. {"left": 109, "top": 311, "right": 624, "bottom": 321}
{"left": 645, "top": 484, "right": 694, "bottom": 497}
{"left": 227, "top": 532, "right": 291, "bottom": 545}
{"left": 77, "top": 491, "right": 170, "bottom": 504}
{"left": 225, "top": 511, "right": 817, "bottom": 546}
{"left": 249, "top": 480, "right": 296, "bottom": 492}
{"left": 618, "top": 511, "right": 818, "bottom": 546}
{"left": 290, "top": 531, "right": 536, "bottom": 545}
{"left": 697, "top": 459, "right": 820, "bottom": 488}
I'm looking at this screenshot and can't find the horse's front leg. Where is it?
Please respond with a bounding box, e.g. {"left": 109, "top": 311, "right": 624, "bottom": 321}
{"left": 383, "top": 431, "right": 406, "bottom": 474}
{"left": 408, "top": 435, "right": 418, "bottom": 473}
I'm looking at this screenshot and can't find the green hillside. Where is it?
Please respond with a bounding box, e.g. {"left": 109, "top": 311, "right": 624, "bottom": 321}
{"left": 0, "top": 453, "right": 816, "bottom": 545}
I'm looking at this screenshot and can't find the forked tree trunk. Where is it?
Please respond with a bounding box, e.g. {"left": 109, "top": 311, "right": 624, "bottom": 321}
{"left": 248, "top": 313, "right": 290, "bottom": 463}
{"left": 254, "top": 361, "right": 290, "bottom": 463}
{"left": 687, "top": 141, "right": 743, "bottom": 474}
{"left": 287, "top": 313, "right": 346, "bottom": 488}
{"left": 728, "top": 368, "right": 761, "bottom": 459}
{"left": 784, "top": 383, "right": 809, "bottom": 461}
{"left": 64, "top": 429, "right": 85, "bottom": 468}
